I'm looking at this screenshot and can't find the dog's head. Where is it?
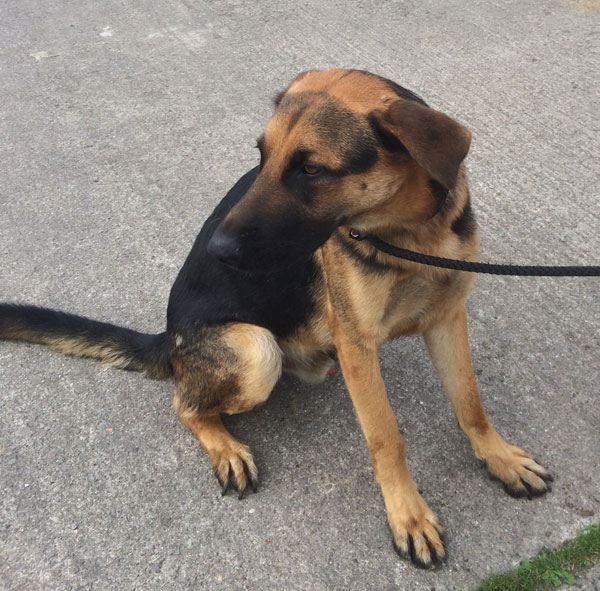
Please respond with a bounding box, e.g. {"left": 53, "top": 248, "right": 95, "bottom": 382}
{"left": 208, "top": 68, "right": 471, "bottom": 271}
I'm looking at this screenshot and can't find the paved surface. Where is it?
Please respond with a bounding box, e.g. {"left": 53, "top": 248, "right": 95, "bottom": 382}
{"left": 1, "top": 1, "right": 598, "bottom": 589}
{"left": 567, "top": 563, "right": 600, "bottom": 590}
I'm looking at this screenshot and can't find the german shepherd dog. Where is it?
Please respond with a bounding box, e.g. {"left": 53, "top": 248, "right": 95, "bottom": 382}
{"left": 0, "top": 69, "right": 553, "bottom": 568}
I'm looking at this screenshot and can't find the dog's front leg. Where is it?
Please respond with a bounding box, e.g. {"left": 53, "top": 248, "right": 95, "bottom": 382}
{"left": 331, "top": 318, "right": 445, "bottom": 568}
{"left": 423, "top": 305, "right": 553, "bottom": 498}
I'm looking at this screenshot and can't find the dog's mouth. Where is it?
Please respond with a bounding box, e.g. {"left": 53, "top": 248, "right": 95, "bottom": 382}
{"left": 216, "top": 253, "right": 307, "bottom": 275}
{"left": 207, "top": 222, "right": 335, "bottom": 273}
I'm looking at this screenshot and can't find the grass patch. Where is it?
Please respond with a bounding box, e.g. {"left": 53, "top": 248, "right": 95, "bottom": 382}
{"left": 479, "top": 524, "right": 600, "bottom": 591}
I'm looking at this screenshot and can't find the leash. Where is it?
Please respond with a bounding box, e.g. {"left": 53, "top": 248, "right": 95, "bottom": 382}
{"left": 348, "top": 230, "right": 600, "bottom": 277}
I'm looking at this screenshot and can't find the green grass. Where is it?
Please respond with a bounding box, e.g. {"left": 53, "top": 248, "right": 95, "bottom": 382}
{"left": 479, "top": 524, "right": 600, "bottom": 591}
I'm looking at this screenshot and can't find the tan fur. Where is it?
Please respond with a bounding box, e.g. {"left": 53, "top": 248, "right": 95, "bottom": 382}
{"left": 37, "top": 336, "right": 135, "bottom": 370}
{"left": 221, "top": 324, "right": 282, "bottom": 413}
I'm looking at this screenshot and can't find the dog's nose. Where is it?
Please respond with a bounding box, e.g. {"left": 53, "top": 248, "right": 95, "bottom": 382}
{"left": 207, "top": 228, "right": 243, "bottom": 266}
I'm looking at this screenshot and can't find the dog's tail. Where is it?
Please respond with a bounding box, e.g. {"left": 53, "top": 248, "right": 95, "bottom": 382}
{"left": 0, "top": 304, "right": 172, "bottom": 379}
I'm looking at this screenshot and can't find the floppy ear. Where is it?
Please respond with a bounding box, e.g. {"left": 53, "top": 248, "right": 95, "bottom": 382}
{"left": 369, "top": 100, "right": 472, "bottom": 190}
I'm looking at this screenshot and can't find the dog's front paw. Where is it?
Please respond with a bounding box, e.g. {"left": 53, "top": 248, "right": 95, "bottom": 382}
{"left": 207, "top": 441, "right": 258, "bottom": 500}
{"left": 475, "top": 431, "right": 553, "bottom": 498}
{"left": 386, "top": 487, "right": 445, "bottom": 569}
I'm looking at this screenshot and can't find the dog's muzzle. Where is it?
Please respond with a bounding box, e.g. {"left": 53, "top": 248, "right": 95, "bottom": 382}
{"left": 207, "top": 227, "right": 243, "bottom": 267}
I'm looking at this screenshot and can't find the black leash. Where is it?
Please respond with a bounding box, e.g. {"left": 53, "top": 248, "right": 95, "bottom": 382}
{"left": 348, "top": 230, "right": 600, "bottom": 277}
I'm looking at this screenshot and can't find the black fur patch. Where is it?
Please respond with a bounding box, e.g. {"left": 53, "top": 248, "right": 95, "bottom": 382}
{"left": 310, "top": 101, "right": 378, "bottom": 174}
{"left": 428, "top": 179, "right": 451, "bottom": 218}
{"left": 451, "top": 198, "right": 476, "bottom": 241}
{"left": 341, "top": 142, "right": 378, "bottom": 175}
{"left": 169, "top": 167, "right": 321, "bottom": 338}
{"left": 368, "top": 113, "right": 409, "bottom": 154}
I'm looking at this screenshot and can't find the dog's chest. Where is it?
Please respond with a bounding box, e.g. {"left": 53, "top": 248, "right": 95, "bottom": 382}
{"left": 322, "top": 261, "right": 435, "bottom": 341}
{"left": 381, "top": 275, "right": 435, "bottom": 337}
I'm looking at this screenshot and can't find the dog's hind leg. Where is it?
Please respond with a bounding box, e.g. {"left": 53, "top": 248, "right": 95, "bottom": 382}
{"left": 423, "top": 305, "right": 553, "bottom": 499}
{"left": 172, "top": 323, "right": 282, "bottom": 498}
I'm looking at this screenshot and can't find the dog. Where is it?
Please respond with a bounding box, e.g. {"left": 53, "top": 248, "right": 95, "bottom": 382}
{"left": 0, "top": 68, "right": 553, "bottom": 568}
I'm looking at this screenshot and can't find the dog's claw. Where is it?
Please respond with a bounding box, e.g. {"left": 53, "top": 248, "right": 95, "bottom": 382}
{"left": 424, "top": 532, "right": 445, "bottom": 565}
{"left": 388, "top": 498, "right": 445, "bottom": 569}
{"left": 247, "top": 474, "right": 258, "bottom": 494}
{"left": 477, "top": 440, "right": 553, "bottom": 499}
{"left": 243, "top": 462, "right": 259, "bottom": 494}
{"left": 392, "top": 539, "right": 411, "bottom": 561}
{"left": 399, "top": 534, "right": 442, "bottom": 570}
{"left": 213, "top": 455, "right": 259, "bottom": 499}
{"left": 522, "top": 480, "right": 534, "bottom": 500}
{"left": 221, "top": 466, "right": 232, "bottom": 496}
{"left": 537, "top": 468, "right": 554, "bottom": 483}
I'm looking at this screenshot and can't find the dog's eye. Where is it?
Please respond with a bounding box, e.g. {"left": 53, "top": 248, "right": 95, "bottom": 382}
{"left": 303, "top": 164, "right": 322, "bottom": 176}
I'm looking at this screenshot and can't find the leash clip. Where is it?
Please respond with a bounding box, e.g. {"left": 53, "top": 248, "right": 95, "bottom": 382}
{"left": 349, "top": 229, "right": 367, "bottom": 241}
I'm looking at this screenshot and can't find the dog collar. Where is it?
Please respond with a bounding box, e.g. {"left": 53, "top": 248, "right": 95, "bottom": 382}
{"left": 348, "top": 229, "right": 366, "bottom": 241}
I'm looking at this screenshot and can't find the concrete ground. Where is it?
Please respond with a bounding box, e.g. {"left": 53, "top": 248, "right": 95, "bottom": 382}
{"left": 1, "top": 1, "right": 598, "bottom": 589}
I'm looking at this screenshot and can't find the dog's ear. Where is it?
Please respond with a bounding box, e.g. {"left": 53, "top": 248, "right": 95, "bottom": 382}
{"left": 369, "top": 100, "right": 471, "bottom": 190}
